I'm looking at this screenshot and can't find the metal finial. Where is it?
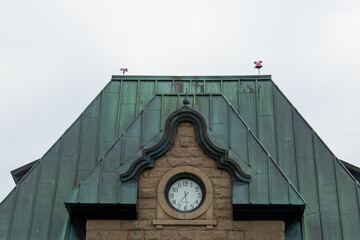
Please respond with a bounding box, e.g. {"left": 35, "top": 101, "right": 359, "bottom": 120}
{"left": 183, "top": 89, "right": 190, "bottom": 106}
{"left": 254, "top": 60, "right": 263, "bottom": 75}
{"left": 120, "top": 68, "right": 128, "bottom": 75}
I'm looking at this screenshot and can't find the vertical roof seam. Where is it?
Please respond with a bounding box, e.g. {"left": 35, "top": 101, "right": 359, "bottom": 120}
{"left": 268, "top": 155, "right": 272, "bottom": 204}
{"left": 291, "top": 106, "right": 300, "bottom": 190}
{"left": 254, "top": 79, "right": 259, "bottom": 137}
{"left": 140, "top": 108, "right": 145, "bottom": 148}
{"left": 311, "top": 131, "right": 324, "bottom": 239}
{"left": 135, "top": 79, "right": 140, "bottom": 116}
{"left": 73, "top": 114, "right": 84, "bottom": 197}
{"left": 272, "top": 82, "right": 279, "bottom": 164}
{"left": 94, "top": 89, "right": 105, "bottom": 165}
{"left": 227, "top": 102, "right": 231, "bottom": 148}
{"left": 209, "top": 94, "right": 213, "bottom": 130}
{"left": 357, "top": 186, "right": 360, "bottom": 216}
{"left": 247, "top": 129, "right": 251, "bottom": 167}
{"left": 26, "top": 153, "right": 42, "bottom": 239}
{"left": 115, "top": 136, "right": 123, "bottom": 203}
{"left": 160, "top": 95, "right": 164, "bottom": 132}
{"left": 97, "top": 149, "right": 105, "bottom": 203}
{"left": 7, "top": 169, "right": 21, "bottom": 239}
{"left": 333, "top": 155, "right": 345, "bottom": 239}
{"left": 46, "top": 135, "right": 65, "bottom": 239}
{"left": 237, "top": 79, "right": 241, "bottom": 114}
{"left": 115, "top": 79, "right": 123, "bottom": 139}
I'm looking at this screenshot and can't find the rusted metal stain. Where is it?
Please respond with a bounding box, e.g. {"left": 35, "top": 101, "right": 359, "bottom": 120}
{"left": 192, "top": 81, "right": 204, "bottom": 93}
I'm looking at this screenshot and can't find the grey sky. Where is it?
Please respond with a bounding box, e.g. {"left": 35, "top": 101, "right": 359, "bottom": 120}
{"left": 1, "top": 0, "right": 359, "bottom": 201}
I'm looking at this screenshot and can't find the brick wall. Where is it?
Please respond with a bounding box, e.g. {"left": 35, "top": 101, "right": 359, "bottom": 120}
{"left": 87, "top": 122, "right": 285, "bottom": 240}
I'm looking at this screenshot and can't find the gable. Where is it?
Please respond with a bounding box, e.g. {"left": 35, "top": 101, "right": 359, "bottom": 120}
{"left": 1, "top": 75, "right": 359, "bottom": 240}
{"left": 65, "top": 94, "right": 305, "bottom": 221}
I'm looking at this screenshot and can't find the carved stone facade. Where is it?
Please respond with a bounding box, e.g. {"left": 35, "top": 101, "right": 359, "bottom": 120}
{"left": 87, "top": 122, "right": 285, "bottom": 240}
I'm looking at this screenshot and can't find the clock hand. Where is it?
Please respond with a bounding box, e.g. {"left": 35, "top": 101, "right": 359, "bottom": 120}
{"left": 179, "top": 191, "right": 189, "bottom": 203}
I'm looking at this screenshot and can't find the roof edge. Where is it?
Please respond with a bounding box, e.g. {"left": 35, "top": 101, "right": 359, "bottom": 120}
{"left": 111, "top": 75, "right": 272, "bottom": 81}
{"left": 10, "top": 159, "right": 39, "bottom": 184}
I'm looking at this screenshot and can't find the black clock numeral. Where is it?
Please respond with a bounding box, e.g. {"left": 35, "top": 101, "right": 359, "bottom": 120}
{"left": 190, "top": 204, "right": 194, "bottom": 209}
{"left": 195, "top": 187, "right": 199, "bottom": 192}
{"left": 195, "top": 200, "right": 199, "bottom": 204}
{"left": 172, "top": 199, "right": 176, "bottom": 205}
{"left": 177, "top": 204, "right": 182, "bottom": 209}
{"left": 169, "top": 193, "right": 174, "bottom": 199}
{"left": 177, "top": 182, "right": 182, "bottom": 188}
{"left": 183, "top": 181, "right": 188, "bottom": 186}
{"left": 184, "top": 206, "right": 188, "bottom": 211}
{"left": 172, "top": 187, "right": 178, "bottom": 192}
{"left": 197, "top": 193, "right": 202, "bottom": 198}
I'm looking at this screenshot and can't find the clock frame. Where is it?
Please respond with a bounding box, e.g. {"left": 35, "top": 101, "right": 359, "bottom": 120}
{"left": 153, "top": 166, "right": 217, "bottom": 229}
{"left": 165, "top": 173, "right": 206, "bottom": 213}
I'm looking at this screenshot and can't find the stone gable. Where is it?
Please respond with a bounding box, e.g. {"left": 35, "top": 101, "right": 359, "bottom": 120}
{"left": 87, "top": 122, "right": 284, "bottom": 240}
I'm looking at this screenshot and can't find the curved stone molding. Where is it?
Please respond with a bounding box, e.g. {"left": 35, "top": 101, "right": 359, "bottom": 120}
{"left": 120, "top": 106, "right": 251, "bottom": 183}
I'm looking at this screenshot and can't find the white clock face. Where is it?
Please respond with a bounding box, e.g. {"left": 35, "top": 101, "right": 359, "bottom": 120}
{"left": 167, "top": 178, "right": 203, "bottom": 212}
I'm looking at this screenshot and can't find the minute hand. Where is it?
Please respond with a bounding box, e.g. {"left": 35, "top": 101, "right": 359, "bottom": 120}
{"left": 179, "top": 191, "right": 189, "bottom": 203}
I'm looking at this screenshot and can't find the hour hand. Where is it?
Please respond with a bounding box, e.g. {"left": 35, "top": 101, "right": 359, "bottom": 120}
{"left": 179, "top": 191, "right": 188, "bottom": 203}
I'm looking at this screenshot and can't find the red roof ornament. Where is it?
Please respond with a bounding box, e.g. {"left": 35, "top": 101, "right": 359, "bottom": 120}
{"left": 120, "top": 68, "right": 128, "bottom": 75}
{"left": 254, "top": 60, "right": 263, "bottom": 75}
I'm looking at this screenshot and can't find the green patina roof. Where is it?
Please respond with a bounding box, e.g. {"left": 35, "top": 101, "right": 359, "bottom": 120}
{"left": 1, "top": 75, "right": 359, "bottom": 240}
{"left": 65, "top": 94, "right": 305, "bottom": 207}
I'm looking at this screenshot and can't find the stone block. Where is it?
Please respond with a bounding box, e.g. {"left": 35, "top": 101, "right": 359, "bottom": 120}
{"left": 86, "top": 231, "right": 110, "bottom": 240}
{"left": 186, "top": 148, "right": 204, "bottom": 158}
{"left": 214, "top": 220, "right": 234, "bottom": 231}
{"left": 210, "top": 231, "right": 227, "bottom": 239}
{"left": 87, "top": 220, "right": 120, "bottom": 231}
{"left": 167, "top": 157, "right": 203, "bottom": 167}
{"left": 120, "top": 221, "right": 138, "bottom": 231}
{"left": 214, "top": 210, "right": 232, "bottom": 219}
{"left": 178, "top": 126, "right": 195, "bottom": 137}
{"left": 200, "top": 168, "right": 222, "bottom": 178}
{"left": 212, "top": 178, "right": 231, "bottom": 189}
{"left": 168, "top": 148, "right": 187, "bottom": 158}
{"left": 179, "top": 136, "right": 197, "bottom": 147}
{"left": 161, "top": 231, "right": 178, "bottom": 240}
{"left": 214, "top": 188, "right": 232, "bottom": 199}
{"left": 252, "top": 221, "right": 285, "bottom": 231}
{"left": 145, "top": 230, "right": 161, "bottom": 240}
{"left": 214, "top": 198, "right": 232, "bottom": 210}
{"left": 148, "top": 168, "right": 171, "bottom": 178}
{"left": 138, "top": 209, "right": 156, "bottom": 220}
{"left": 128, "top": 230, "right": 145, "bottom": 240}
{"left": 110, "top": 231, "right": 127, "bottom": 239}
{"left": 245, "top": 230, "right": 284, "bottom": 240}
{"left": 137, "top": 220, "right": 154, "bottom": 230}
{"left": 233, "top": 221, "right": 254, "bottom": 231}
{"left": 120, "top": 220, "right": 152, "bottom": 231}
{"left": 138, "top": 199, "right": 157, "bottom": 209}
{"left": 194, "top": 230, "right": 212, "bottom": 240}
{"left": 228, "top": 231, "right": 245, "bottom": 240}
{"left": 139, "top": 178, "right": 159, "bottom": 190}
{"left": 202, "top": 155, "right": 217, "bottom": 168}
{"left": 154, "top": 157, "right": 167, "bottom": 167}
{"left": 177, "top": 230, "right": 195, "bottom": 240}
{"left": 138, "top": 188, "right": 157, "bottom": 199}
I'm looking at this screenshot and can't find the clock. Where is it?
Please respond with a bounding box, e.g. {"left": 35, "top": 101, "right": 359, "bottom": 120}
{"left": 166, "top": 174, "right": 205, "bottom": 213}
{"left": 154, "top": 166, "right": 216, "bottom": 228}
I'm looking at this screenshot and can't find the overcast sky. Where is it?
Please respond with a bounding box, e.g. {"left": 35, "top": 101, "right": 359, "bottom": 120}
{"left": 1, "top": 0, "right": 360, "bottom": 202}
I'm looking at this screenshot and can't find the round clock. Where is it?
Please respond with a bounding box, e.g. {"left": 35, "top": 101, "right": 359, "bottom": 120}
{"left": 166, "top": 174, "right": 205, "bottom": 212}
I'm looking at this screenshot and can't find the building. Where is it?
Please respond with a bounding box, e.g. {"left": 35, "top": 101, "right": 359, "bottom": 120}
{"left": 1, "top": 75, "right": 359, "bottom": 240}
